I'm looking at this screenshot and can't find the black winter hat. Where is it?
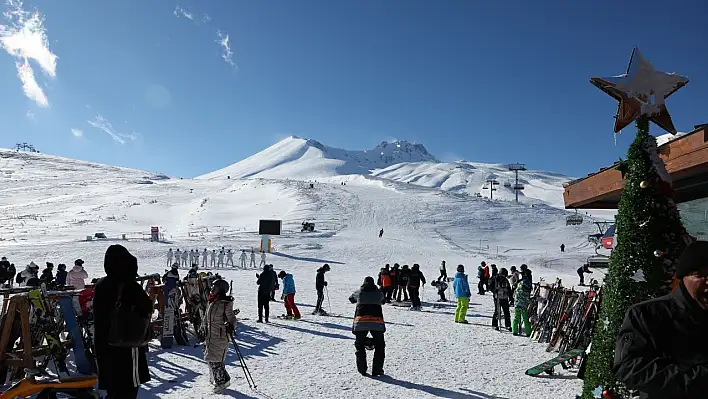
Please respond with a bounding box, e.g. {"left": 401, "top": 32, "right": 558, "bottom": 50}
{"left": 278, "top": 270, "right": 286, "bottom": 279}
{"left": 457, "top": 264, "right": 464, "bottom": 272}
{"left": 676, "top": 241, "right": 708, "bottom": 278}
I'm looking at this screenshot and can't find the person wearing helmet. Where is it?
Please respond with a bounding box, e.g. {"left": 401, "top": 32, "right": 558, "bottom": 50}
{"left": 313, "top": 264, "right": 330, "bottom": 315}
{"left": 204, "top": 278, "right": 237, "bottom": 393}
{"left": 278, "top": 270, "right": 300, "bottom": 319}
{"left": 349, "top": 276, "right": 385, "bottom": 376}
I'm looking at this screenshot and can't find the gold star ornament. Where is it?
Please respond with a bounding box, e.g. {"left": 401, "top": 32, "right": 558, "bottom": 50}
{"left": 590, "top": 48, "right": 688, "bottom": 134}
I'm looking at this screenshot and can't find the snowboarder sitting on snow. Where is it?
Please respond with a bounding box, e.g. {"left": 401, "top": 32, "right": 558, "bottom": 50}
{"left": 396, "top": 265, "right": 410, "bottom": 302}
{"left": 349, "top": 276, "right": 385, "bottom": 376}
{"left": 278, "top": 270, "right": 301, "bottom": 319}
{"left": 431, "top": 279, "right": 448, "bottom": 302}
{"left": 377, "top": 265, "right": 393, "bottom": 304}
{"left": 67, "top": 259, "right": 89, "bottom": 289}
{"left": 55, "top": 264, "right": 68, "bottom": 286}
{"left": 577, "top": 264, "right": 593, "bottom": 286}
{"left": 492, "top": 268, "right": 513, "bottom": 331}
{"left": 313, "top": 264, "right": 330, "bottom": 315}
{"left": 204, "top": 279, "right": 237, "bottom": 393}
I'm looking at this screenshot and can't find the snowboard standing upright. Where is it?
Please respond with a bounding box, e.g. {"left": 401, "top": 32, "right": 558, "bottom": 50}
{"left": 58, "top": 296, "right": 92, "bottom": 375}
{"left": 161, "top": 278, "right": 177, "bottom": 348}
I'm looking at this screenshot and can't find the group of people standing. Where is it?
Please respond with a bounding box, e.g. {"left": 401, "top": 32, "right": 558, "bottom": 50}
{"left": 0, "top": 256, "right": 89, "bottom": 289}
{"left": 376, "top": 263, "right": 427, "bottom": 310}
{"left": 167, "top": 248, "right": 265, "bottom": 269}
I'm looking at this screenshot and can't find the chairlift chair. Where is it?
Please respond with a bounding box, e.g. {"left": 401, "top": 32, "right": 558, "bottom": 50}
{"left": 503, "top": 181, "right": 511, "bottom": 188}
{"left": 566, "top": 210, "right": 584, "bottom": 226}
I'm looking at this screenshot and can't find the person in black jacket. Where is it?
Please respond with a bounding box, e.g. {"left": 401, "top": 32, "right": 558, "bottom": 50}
{"left": 94, "top": 244, "right": 152, "bottom": 399}
{"left": 349, "top": 277, "right": 385, "bottom": 376}
{"left": 0, "top": 257, "right": 9, "bottom": 286}
{"left": 268, "top": 265, "right": 278, "bottom": 301}
{"left": 55, "top": 264, "right": 68, "bottom": 286}
{"left": 40, "top": 262, "right": 54, "bottom": 286}
{"left": 396, "top": 265, "right": 410, "bottom": 302}
{"left": 313, "top": 264, "right": 330, "bottom": 315}
{"left": 577, "top": 264, "right": 592, "bottom": 286}
{"left": 613, "top": 242, "right": 708, "bottom": 399}
{"left": 390, "top": 264, "right": 400, "bottom": 300}
{"left": 407, "top": 264, "right": 426, "bottom": 310}
{"left": 256, "top": 265, "right": 274, "bottom": 323}
{"left": 491, "top": 268, "right": 512, "bottom": 331}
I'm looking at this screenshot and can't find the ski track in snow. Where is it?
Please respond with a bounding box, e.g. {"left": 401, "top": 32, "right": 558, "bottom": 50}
{"left": 0, "top": 148, "right": 608, "bottom": 398}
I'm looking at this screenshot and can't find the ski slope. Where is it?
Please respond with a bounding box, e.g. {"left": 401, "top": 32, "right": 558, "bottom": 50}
{"left": 0, "top": 146, "right": 605, "bottom": 398}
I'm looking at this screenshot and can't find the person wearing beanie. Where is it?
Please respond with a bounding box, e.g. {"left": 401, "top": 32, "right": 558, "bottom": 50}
{"left": 613, "top": 241, "right": 708, "bottom": 398}
{"left": 93, "top": 244, "right": 152, "bottom": 398}
{"left": 40, "top": 262, "right": 54, "bottom": 286}
{"left": 67, "top": 259, "right": 89, "bottom": 289}
{"left": 256, "top": 264, "right": 274, "bottom": 323}
{"left": 278, "top": 270, "right": 300, "bottom": 319}
{"left": 348, "top": 276, "right": 385, "bottom": 376}
{"left": 313, "top": 264, "right": 330, "bottom": 315}
{"left": 55, "top": 264, "right": 68, "bottom": 286}
{"left": 453, "top": 265, "right": 471, "bottom": 323}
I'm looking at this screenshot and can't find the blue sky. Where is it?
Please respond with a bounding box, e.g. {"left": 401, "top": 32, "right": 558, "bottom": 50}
{"left": 1, "top": 0, "right": 707, "bottom": 178}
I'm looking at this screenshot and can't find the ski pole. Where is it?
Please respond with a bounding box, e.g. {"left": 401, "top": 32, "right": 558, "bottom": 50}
{"left": 325, "top": 286, "right": 332, "bottom": 314}
{"left": 230, "top": 333, "right": 257, "bottom": 389}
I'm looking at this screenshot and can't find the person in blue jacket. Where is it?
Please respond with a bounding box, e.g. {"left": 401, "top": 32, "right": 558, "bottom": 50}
{"left": 454, "top": 265, "right": 472, "bottom": 323}
{"left": 278, "top": 270, "right": 301, "bottom": 319}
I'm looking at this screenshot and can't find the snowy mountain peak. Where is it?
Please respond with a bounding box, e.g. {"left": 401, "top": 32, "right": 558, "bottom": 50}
{"left": 198, "top": 136, "right": 439, "bottom": 180}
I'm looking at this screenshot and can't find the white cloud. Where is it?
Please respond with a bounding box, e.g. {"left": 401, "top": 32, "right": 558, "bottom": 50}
{"left": 216, "top": 30, "right": 236, "bottom": 68}
{"left": 88, "top": 115, "right": 139, "bottom": 145}
{"left": 0, "top": 0, "right": 57, "bottom": 106}
{"left": 173, "top": 5, "right": 194, "bottom": 20}
{"left": 71, "top": 128, "right": 83, "bottom": 137}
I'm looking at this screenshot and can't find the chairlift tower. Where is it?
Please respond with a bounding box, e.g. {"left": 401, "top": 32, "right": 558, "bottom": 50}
{"left": 482, "top": 179, "right": 500, "bottom": 200}
{"left": 507, "top": 163, "right": 527, "bottom": 202}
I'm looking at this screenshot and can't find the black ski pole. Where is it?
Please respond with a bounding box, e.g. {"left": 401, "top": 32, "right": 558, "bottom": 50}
{"left": 230, "top": 334, "right": 256, "bottom": 389}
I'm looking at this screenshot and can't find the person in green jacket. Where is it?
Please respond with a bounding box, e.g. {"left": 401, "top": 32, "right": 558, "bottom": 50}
{"left": 512, "top": 279, "right": 532, "bottom": 336}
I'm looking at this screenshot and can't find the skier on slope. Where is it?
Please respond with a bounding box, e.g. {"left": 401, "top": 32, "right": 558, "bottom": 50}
{"left": 560, "top": 243, "right": 565, "bottom": 253}
{"left": 217, "top": 249, "right": 225, "bottom": 268}
{"left": 278, "top": 270, "right": 301, "bottom": 319}
{"left": 349, "top": 276, "right": 386, "bottom": 376}
{"left": 225, "top": 250, "right": 234, "bottom": 267}
{"left": 167, "top": 248, "right": 173, "bottom": 268}
{"left": 377, "top": 265, "right": 393, "bottom": 304}
{"left": 194, "top": 250, "right": 200, "bottom": 267}
{"left": 67, "top": 259, "right": 88, "bottom": 289}
{"left": 260, "top": 251, "right": 267, "bottom": 268}
{"left": 453, "top": 265, "right": 471, "bottom": 323}
{"left": 313, "top": 264, "right": 330, "bottom": 315}
{"left": 492, "top": 268, "right": 512, "bottom": 331}
{"left": 577, "top": 264, "right": 593, "bottom": 286}
{"left": 203, "top": 279, "right": 238, "bottom": 393}
{"left": 407, "top": 264, "right": 426, "bottom": 311}
{"left": 239, "top": 250, "right": 247, "bottom": 268}
{"left": 210, "top": 250, "right": 217, "bottom": 268}
{"left": 250, "top": 250, "right": 256, "bottom": 268}
{"left": 396, "top": 265, "right": 410, "bottom": 302}
{"left": 256, "top": 265, "right": 274, "bottom": 323}
{"left": 438, "top": 260, "right": 447, "bottom": 282}
{"left": 378, "top": 228, "right": 384, "bottom": 238}
{"left": 202, "top": 249, "right": 209, "bottom": 268}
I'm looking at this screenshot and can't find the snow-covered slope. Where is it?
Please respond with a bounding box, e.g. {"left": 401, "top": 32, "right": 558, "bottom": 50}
{"left": 372, "top": 161, "right": 572, "bottom": 208}
{"left": 198, "top": 136, "right": 438, "bottom": 180}
{"left": 0, "top": 147, "right": 602, "bottom": 398}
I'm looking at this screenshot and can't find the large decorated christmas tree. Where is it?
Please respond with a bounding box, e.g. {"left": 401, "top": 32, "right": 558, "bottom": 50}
{"left": 580, "top": 49, "right": 694, "bottom": 399}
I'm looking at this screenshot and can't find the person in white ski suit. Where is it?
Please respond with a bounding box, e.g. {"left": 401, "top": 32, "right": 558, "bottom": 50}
{"left": 260, "top": 251, "right": 267, "bottom": 268}
{"left": 193, "top": 250, "right": 200, "bottom": 266}
{"left": 239, "top": 250, "right": 247, "bottom": 268}
{"left": 167, "top": 248, "right": 173, "bottom": 268}
{"left": 217, "top": 249, "right": 225, "bottom": 268}
{"left": 202, "top": 249, "right": 209, "bottom": 268}
{"left": 181, "top": 250, "right": 189, "bottom": 267}
{"left": 210, "top": 250, "right": 217, "bottom": 268}
{"left": 175, "top": 249, "right": 181, "bottom": 267}
{"left": 225, "top": 250, "right": 234, "bottom": 267}
{"left": 189, "top": 250, "right": 195, "bottom": 266}
{"left": 250, "top": 250, "right": 256, "bottom": 268}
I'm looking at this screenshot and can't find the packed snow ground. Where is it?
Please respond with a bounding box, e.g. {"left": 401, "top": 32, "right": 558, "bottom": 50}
{"left": 0, "top": 148, "right": 610, "bottom": 398}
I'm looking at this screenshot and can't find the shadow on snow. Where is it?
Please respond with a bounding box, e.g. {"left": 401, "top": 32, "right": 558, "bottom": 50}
{"left": 377, "top": 376, "right": 509, "bottom": 398}
{"left": 270, "top": 251, "right": 345, "bottom": 265}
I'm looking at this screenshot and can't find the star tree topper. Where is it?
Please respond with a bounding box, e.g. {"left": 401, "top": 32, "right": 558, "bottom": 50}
{"left": 590, "top": 48, "right": 688, "bottom": 134}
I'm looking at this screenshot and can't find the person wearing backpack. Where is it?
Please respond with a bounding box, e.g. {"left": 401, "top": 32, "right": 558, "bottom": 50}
{"left": 93, "top": 245, "right": 152, "bottom": 399}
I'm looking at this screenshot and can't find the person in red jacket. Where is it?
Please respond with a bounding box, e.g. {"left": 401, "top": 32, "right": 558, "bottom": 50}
{"left": 377, "top": 266, "right": 393, "bottom": 304}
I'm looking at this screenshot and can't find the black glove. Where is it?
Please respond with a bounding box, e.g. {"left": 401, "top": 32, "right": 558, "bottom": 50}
{"left": 324, "top": 281, "right": 328, "bottom": 286}
{"left": 256, "top": 273, "right": 260, "bottom": 278}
